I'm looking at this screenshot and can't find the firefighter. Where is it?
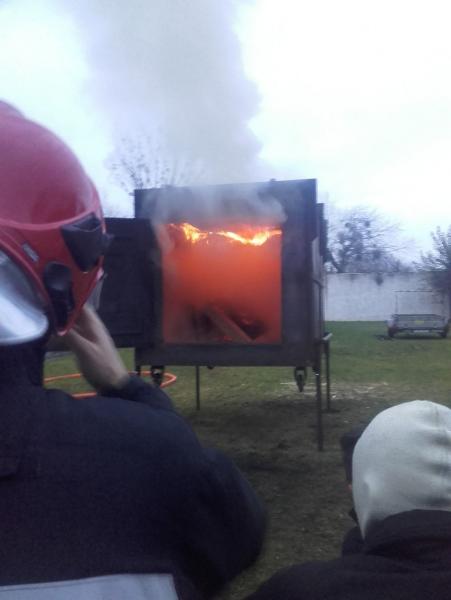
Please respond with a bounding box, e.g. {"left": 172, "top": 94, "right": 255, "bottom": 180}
{"left": 0, "top": 102, "right": 265, "bottom": 599}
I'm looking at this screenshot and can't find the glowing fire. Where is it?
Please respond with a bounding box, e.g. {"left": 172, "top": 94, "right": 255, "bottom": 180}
{"left": 177, "top": 222, "right": 281, "bottom": 246}
{"left": 162, "top": 220, "right": 282, "bottom": 343}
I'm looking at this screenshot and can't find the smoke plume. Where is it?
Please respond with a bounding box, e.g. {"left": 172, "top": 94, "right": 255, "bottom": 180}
{"left": 138, "top": 182, "right": 287, "bottom": 226}
{"left": 62, "top": 0, "right": 263, "bottom": 184}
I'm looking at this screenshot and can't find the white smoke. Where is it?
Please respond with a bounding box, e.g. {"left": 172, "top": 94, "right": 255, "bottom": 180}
{"left": 60, "top": 0, "right": 264, "bottom": 184}
{"left": 135, "top": 182, "right": 287, "bottom": 226}
{"left": 1, "top": 0, "right": 282, "bottom": 218}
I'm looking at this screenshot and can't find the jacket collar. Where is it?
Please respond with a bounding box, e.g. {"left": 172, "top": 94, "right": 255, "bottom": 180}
{"left": 364, "top": 510, "right": 451, "bottom": 562}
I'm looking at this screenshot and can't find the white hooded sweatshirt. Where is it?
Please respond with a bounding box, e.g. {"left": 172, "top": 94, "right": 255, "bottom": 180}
{"left": 352, "top": 400, "right": 451, "bottom": 538}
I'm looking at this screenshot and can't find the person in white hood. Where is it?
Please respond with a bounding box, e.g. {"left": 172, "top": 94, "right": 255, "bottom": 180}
{"left": 353, "top": 400, "right": 451, "bottom": 538}
{"left": 245, "top": 400, "right": 451, "bottom": 600}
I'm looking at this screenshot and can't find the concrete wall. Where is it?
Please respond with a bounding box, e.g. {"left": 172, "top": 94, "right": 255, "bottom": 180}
{"left": 325, "top": 272, "right": 448, "bottom": 321}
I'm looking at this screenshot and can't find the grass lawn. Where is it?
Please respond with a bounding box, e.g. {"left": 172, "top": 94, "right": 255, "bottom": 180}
{"left": 44, "top": 322, "right": 451, "bottom": 599}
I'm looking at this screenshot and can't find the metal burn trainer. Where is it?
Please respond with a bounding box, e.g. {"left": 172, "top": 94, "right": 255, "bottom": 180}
{"left": 98, "top": 179, "right": 331, "bottom": 449}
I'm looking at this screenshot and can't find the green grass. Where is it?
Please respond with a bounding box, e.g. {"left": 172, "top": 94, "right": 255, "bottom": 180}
{"left": 327, "top": 321, "right": 451, "bottom": 401}
{"left": 45, "top": 321, "right": 451, "bottom": 402}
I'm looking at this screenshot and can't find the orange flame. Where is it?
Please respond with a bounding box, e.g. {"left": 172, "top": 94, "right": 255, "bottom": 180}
{"left": 178, "top": 222, "right": 281, "bottom": 246}
{"left": 162, "top": 221, "right": 282, "bottom": 343}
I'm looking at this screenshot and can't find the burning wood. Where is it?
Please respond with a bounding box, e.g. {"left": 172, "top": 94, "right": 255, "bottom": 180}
{"left": 203, "top": 305, "right": 253, "bottom": 343}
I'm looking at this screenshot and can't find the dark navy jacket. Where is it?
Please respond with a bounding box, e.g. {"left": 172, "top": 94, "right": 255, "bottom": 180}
{"left": 245, "top": 510, "right": 451, "bottom": 600}
{"left": 0, "top": 377, "right": 265, "bottom": 599}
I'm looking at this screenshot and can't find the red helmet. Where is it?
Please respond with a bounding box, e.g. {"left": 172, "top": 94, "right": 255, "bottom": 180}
{"left": 0, "top": 101, "right": 109, "bottom": 344}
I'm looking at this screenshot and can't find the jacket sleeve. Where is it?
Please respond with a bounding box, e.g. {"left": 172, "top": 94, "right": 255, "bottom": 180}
{"left": 179, "top": 447, "right": 266, "bottom": 597}
{"left": 104, "top": 377, "right": 265, "bottom": 594}
{"left": 101, "top": 375, "right": 175, "bottom": 411}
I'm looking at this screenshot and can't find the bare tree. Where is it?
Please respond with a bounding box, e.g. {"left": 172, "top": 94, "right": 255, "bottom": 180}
{"left": 418, "top": 226, "right": 451, "bottom": 309}
{"left": 326, "top": 206, "right": 410, "bottom": 273}
{"left": 106, "top": 132, "right": 205, "bottom": 194}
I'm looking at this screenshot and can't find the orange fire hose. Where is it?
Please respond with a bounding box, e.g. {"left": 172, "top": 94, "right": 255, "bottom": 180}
{"left": 44, "top": 370, "right": 177, "bottom": 399}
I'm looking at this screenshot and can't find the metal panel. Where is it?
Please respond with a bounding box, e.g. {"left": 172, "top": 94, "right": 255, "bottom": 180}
{"left": 97, "top": 218, "right": 157, "bottom": 348}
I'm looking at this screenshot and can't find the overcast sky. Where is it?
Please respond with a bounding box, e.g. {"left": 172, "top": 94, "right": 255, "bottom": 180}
{"left": 1, "top": 0, "right": 450, "bottom": 257}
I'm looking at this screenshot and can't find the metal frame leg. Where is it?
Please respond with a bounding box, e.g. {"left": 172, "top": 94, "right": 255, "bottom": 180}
{"left": 314, "top": 351, "right": 324, "bottom": 451}
{"left": 325, "top": 339, "right": 331, "bottom": 412}
{"left": 195, "top": 366, "right": 201, "bottom": 411}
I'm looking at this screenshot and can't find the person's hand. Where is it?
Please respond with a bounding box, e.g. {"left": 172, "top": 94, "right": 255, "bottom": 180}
{"left": 63, "top": 305, "right": 129, "bottom": 392}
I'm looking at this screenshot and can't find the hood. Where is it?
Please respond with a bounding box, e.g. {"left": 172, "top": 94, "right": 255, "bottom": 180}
{"left": 353, "top": 400, "right": 451, "bottom": 538}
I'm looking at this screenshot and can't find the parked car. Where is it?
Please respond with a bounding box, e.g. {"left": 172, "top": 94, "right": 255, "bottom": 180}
{"left": 387, "top": 314, "right": 449, "bottom": 338}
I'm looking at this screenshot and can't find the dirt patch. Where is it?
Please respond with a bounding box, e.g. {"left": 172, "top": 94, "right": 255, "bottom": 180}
{"left": 180, "top": 382, "right": 396, "bottom": 599}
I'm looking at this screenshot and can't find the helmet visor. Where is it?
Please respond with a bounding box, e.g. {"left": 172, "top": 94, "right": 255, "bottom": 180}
{"left": 0, "top": 251, "right": 49, "bottom": 345}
